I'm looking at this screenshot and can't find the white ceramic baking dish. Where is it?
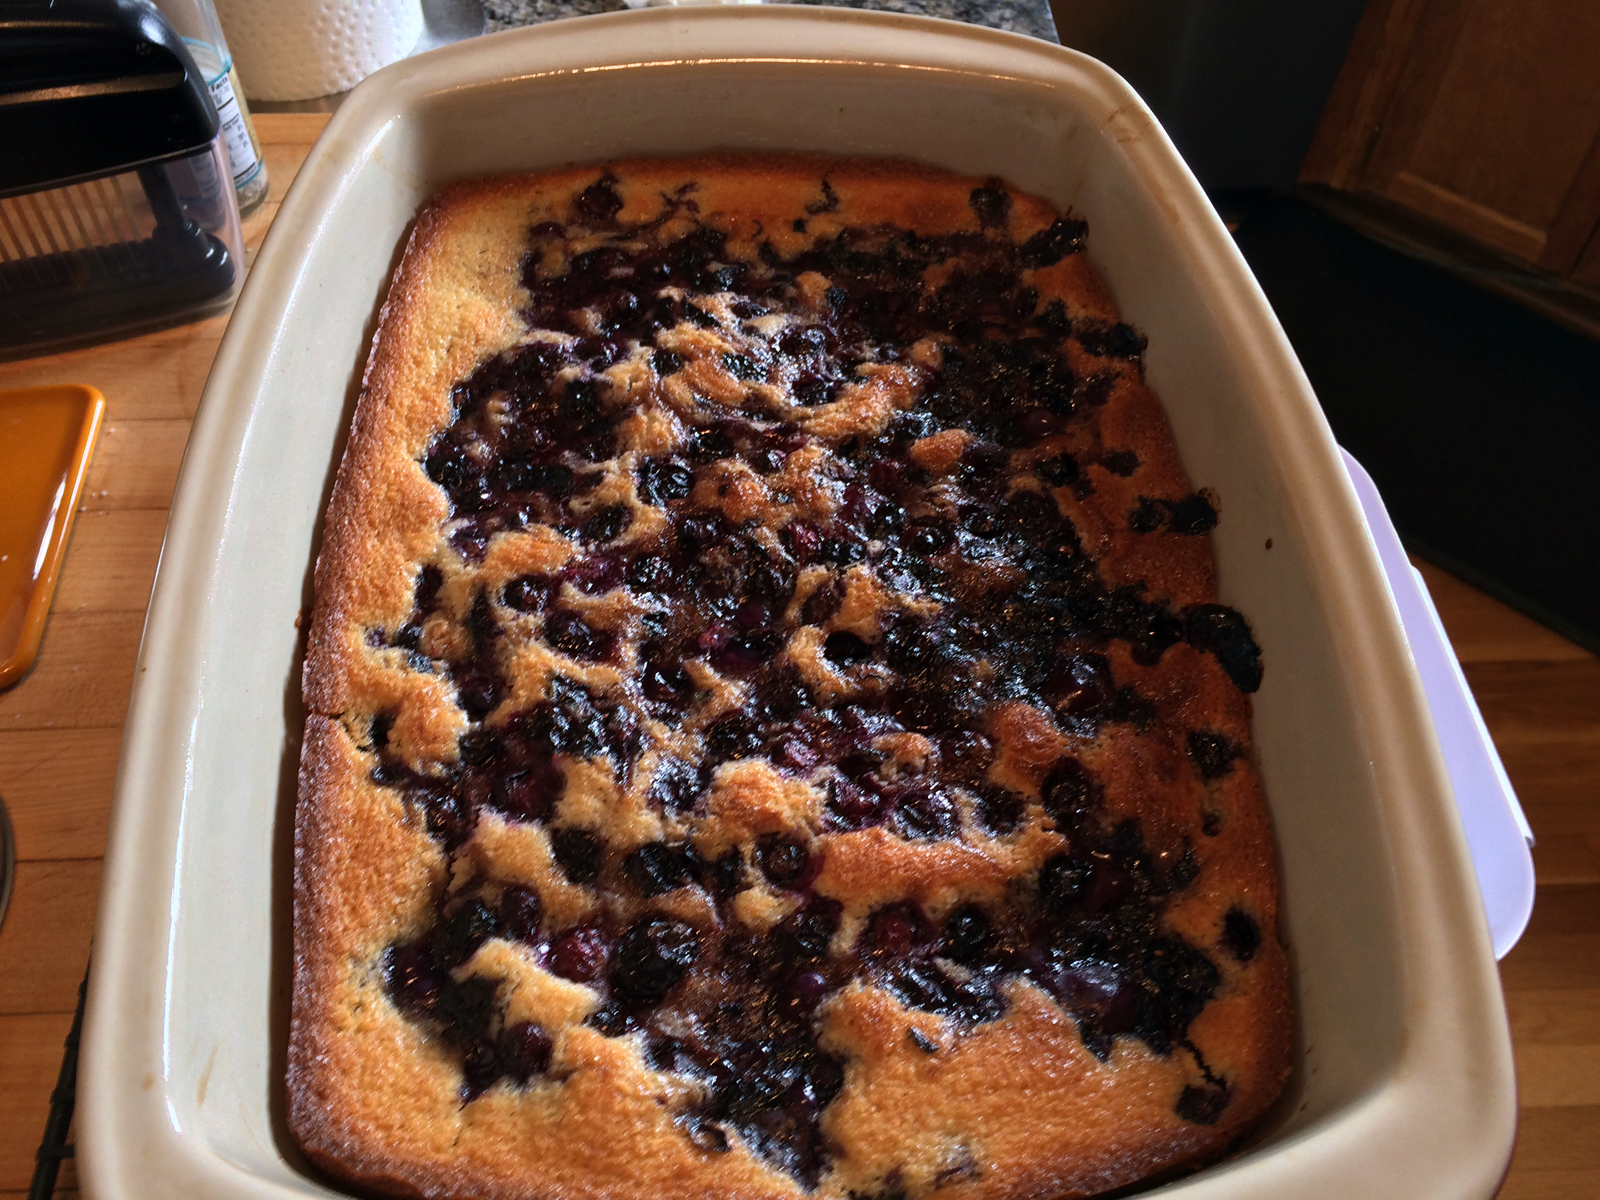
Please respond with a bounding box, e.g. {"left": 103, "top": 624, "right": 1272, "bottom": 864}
{"left": 79, "top": 8, "right": 1516, "bottom": 1198}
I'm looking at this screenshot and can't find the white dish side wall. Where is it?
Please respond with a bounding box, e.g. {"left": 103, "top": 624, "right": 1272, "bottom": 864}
{"left": 80, "top": 10, "right": 1513, "bottom": 1200}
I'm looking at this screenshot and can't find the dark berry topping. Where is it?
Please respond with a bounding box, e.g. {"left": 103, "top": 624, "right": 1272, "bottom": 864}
{"left": 822, "top": 630, "right": 871, "bottom": 665}
{"left": 756, "top": 835, "right": 810, "bottom": 888}
{"left": 498, "top": 1021, "right": 554, "bottom": 1082}
{"left": 638, "top": 457, "right": 694, "bottom": 505}
{"left": 504, "top": 574, "right": 554, "bottom": 612}
{"left": 612, "top": 918, "right": 699, "bottom": 1005}
{"left": 434, "top": 898, "right": 499, "bottom": 967}
{"left": 551, "top": 828, "right": 603, "bottom": 884}
{"left": 1019, "top": 216, "right": 1088, "bottom": 267}
{"left": 376, "top": 194, "right": 1254, "bottom": 1176}
{"left": 1222, "top": 908, "right": 1262, "bottom": 962}
{"left": 582, "top": 505, "right": 631, "bottom": 544}
{"left": 968, "top": 178, "right": 1012, "bottom": 229}
{"left": 1039, "top": 854, "right": 1092, "bottom": 911}
{"left": 941, "top": 906, "right": 992, "bottom": 964}
{"left": 1186, "top": 605, "right": 1264, "bottom": 693}
{"left": 1100, "top": 450, "right": 1139, "bottom": 476}
{"left": 1187, "top": 730, "right": 1241, "bottom": 780}
{"left": 1040, "top": 758, "right": 1096, "bottom": 831}
{"left": 492, "top": 888, "right": 538, "bottom": 944}
{"left": 1037, "top": 453, "right": 1079, "bottom": 486}
{"left": 574, "top": 173, "right": 623, "bottom": 222}
{"left": 622, "top": 841, "right": 698, "bottom": 897}
{"left": 548, "top": 926, "right": 608, "bottom": 982}
{"left": 1175, "top": 1081, "right": 1231, "bottom": 1125}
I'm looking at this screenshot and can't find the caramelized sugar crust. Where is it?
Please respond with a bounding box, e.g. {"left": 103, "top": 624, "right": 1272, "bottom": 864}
{"left": 290, "top": 156, "right": 1290, "bottom": 1200}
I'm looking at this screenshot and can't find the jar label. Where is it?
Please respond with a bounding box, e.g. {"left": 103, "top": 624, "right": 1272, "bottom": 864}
{"left": 209, "top": 66, "right": 263, "bottom": 188}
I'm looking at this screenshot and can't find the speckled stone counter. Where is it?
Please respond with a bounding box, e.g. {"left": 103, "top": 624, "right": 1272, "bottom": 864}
{"left": 483, "top": 0, "right": 1058, "bottom": 44}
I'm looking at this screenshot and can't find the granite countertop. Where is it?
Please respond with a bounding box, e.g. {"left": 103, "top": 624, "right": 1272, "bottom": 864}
{"left": 482, "top": 0, "right": 1058, "bottom": 44}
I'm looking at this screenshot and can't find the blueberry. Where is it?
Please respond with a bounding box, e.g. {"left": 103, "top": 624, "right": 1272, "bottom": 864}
{"left": 891, "top": 783, "right": 959, "bottom": 839}
{"left": 1040, "top": 758, "right": 1097, "bottom": 831}
{"left": 504, "top": 574, "right": 554, "bottom": 612}
{"left": 1106, "top": 323, "right": 1147, "bottom": 358}
{"left": 622, "top": 841, "right": 698, "bottom": 897}
{"left": 573, "top": 173, "right": 623, "bottom": 222}
{"left": 722, "top": 353, "right": 765, "bottom": 382}
{"left": 627, "top": 555, "right": 670, "bottom": 592}
{"left": 1222, "top": 908, "right": 1262, "bottom": 962}
{"left": 642, "top": 659, "right": 693, "bottom": 705}
{"left": 551, "top": 828, "right": 603, "bottom": 884}
{"left": 612, "top": 918, "right": 699, "bottom": 1005}
{"left": 1187, "top": 730, "right": 1240, "bottom": 780}
{"left": 582, "top": 505, "right": 631, "bottom": 544}
{"left": 685, "top": 1119, "right": 730, "bottom": 1153}
{"left": 1019, "top": 216, "right": 1088, "bottom": 267}
{"left": 586, "top": 1002, "right": 631, "bottom": 1036}
{"left": 653, "top": 348, "right": 685, "bottom": 376}
{"left": 825, "top": 775, "right": 884, "bottom": 830}
{"left": 386, "top": 942, "right": 442, "bottom": 1014}
{"left": 705, "top": 713, "right": 763, "bottom": 762}
{"left": 883, "top": 622, "right": 938, "bottom": 673}
{"left": 702, "top": 848, "right": 745, "bottom": 897}
{"left": 451, "top": 664, "right": 502, "bottom": 721}
{"left": 756, "top": 835, "right": 810, "bottom": 887}
{"left": 547, "top": 926, "right": 608, "bottom": 982}
{"left": 1129, "top": 497, "right": 1166, "bottom": 534}
{"left": 1044, "top": 654, "right": 1113, "bottom": 718}
{"left": 969, "top": 178, "right": 1012, "bottom": 228}
{"left": 905, "top": 523, "right": 950, "bottom": 555}
{"left": 822, "top": 631, "right": 871, "bottom": 666}
{"left": 1176, "top": 1082, "right": 1231, "bottom": 1125}
{"left": 638, "top": 458, "right": 694, "bottom": 506}
{"left": 973, "top": 783, "right": 1024, "bottom": 834}
{"left": 941, "top": 906, "right": 992, "bottom": 964}
{"left": 884, "top": 960, "right": 1003, "bottom": 1024}
{"left": 1101, "top": 450, "right": 1139, "bottom": 477}
{"left": 962, "top": 507, "right": 1003, "bottom": 538}
{"left": 1164, "top": 493, "right": 1218, "bottom": 536}
{"left": 1035, "top": 453, "right": 1079, "bottom": 487}
{"left": 1039, "top": 854, "right": 1091, "bottom": 910}
{"left": 1185, "top": 604, "right": 1263, "bottom": 693}
{"left": 498, "top": 1021, "right": 553, "bottom": 1081}
{"left": 943, "top": 731, "right": 994, "bottom": 781}
{"left": 648, "top": 756, "right": 703, "bottom": 813}
{"left": 545, "top": 610, "right": 612, "bottom": 661}
{"left": 457, "top": 728, "right": 500, "bottom": 766}
{"left": 499, "top": 885, "right": 542, "bottom": 941}
{"left": 434, "top": 898, "right": 499, "bottom": 967}
{"left": 497, "top": 458, "right": 573, "bottom": 496}
{"left": 866, "top": 903, "right": 932, "bottom": 961}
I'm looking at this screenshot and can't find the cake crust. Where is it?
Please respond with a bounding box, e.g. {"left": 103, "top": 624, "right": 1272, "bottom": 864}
{"left": 291, "top": 155, "right": 1290, "bottom": 1200}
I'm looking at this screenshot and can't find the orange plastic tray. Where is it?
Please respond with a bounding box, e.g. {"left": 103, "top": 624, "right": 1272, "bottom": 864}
{"left": 0, "top": 385, "right": 105, "bottom": 689}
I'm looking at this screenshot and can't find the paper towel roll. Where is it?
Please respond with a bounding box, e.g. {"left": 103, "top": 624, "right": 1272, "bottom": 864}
{"left": 216, "top": 0, "right": 424, "bottom": 101}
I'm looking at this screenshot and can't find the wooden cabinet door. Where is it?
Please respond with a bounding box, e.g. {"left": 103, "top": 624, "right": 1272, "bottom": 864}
{"left": 1303, "top": 0, "right": 1600, "bottom": 278}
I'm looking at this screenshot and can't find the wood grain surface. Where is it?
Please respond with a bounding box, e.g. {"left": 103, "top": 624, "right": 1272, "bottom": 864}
{"left": 0, "top": 113, "right": 1594, "bottom": 1200}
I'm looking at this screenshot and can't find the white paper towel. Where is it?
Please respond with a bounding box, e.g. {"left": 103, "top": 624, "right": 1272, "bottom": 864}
{"left": 216, "top": 0, "right": 424, "bottom": 101}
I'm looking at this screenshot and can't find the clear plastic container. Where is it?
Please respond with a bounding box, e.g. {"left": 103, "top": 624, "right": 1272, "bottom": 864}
{"left": 0, "top": 137, "right": 244, "bottom": 354}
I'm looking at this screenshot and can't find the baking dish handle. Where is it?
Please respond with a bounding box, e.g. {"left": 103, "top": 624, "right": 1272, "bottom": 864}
{"left": 1342, "top": 448, "right": 1535, "bottom": 960}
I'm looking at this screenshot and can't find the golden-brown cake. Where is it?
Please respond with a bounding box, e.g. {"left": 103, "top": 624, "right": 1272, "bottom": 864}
{"left": 289, "top": 155, "right": 1290, "bottom": 1200}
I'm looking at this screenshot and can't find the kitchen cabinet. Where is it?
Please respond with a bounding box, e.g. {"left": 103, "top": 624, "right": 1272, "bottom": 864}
{"left": 1302, "top": 0, "right": 1600, "bottom": 286}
